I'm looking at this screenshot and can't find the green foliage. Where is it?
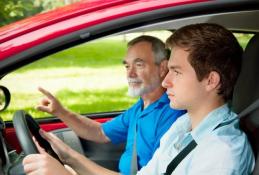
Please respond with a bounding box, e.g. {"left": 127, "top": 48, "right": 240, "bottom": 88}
{"left": 235, "top": 33, "right": 254, "bottom": 49}
{"left": 0, "top": 0, "right": 80, "bottom": 27}
{"left": 0, "top": 0, "right": 43, "bottom": 26}
{"left": 38, "top": 0, "right": 65, "bottom": 11}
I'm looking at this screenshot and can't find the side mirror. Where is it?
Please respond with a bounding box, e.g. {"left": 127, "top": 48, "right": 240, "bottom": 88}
{"left": 0, "top": 86, "right": 10, "bottom": 112}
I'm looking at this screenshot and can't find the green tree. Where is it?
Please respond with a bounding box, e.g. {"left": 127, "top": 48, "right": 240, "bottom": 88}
{"left": 0, "top": 0, "right": 43, "bottom": 27}
{"left": 0, "top": 0, "right": 80, "bottom": 27}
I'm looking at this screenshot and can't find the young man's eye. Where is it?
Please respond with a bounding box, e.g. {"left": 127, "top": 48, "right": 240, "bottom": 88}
{"left": 174, "top": 70, "right": 180, "bottom": 75}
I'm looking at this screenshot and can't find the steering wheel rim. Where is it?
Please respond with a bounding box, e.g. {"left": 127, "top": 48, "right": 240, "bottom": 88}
{"left": 13, "top": 110, "right": 62, "bottom": 163}
{"left": 13, "top": 110, "right": 38, "bottom": 155}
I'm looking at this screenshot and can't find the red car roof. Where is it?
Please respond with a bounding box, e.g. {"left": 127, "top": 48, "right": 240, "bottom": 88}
{"left": 0, "top": 0, "right": 206, "bottom": 61}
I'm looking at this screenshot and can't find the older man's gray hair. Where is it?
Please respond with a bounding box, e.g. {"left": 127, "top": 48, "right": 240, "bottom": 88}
{"left": 127, "top": 35, "right": 169, "bottom": 65}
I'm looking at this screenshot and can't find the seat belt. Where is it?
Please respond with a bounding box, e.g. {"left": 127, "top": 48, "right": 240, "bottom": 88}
{"left": 236, "top": 98, "right": 259, "bottom": 119}
{"left": 164, "top": 100, "right": 259, "bottom": 175}
{"left": 164, "top": 139, "right": 197, "bottom": 175}
{"left": 130, "top": 125, "right": 138, "bottom": 175}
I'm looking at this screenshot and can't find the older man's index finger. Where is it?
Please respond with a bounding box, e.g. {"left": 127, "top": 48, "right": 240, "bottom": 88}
{"left": 38, "top": 87, "right": 55, "bottom": 99}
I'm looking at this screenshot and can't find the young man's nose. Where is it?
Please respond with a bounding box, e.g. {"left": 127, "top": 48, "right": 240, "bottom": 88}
{"left": 162, "top": 73, "right": 172, "bottom": 89}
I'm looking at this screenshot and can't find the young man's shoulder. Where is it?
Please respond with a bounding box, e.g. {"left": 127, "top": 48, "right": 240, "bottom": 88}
{"left": 192, "top": 131, "right": 254, "bottom": 173}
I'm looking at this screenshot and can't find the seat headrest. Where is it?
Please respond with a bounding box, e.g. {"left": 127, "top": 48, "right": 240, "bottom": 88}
{"left": 233, "top": 33, "right": 259, "bottom": 114}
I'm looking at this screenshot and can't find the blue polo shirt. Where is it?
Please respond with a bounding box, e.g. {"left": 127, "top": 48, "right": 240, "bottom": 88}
{"left": 102, "top": 93, "right": 185, "bottom": 175}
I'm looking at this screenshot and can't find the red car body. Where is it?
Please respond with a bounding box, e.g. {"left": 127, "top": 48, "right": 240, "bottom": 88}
{"left": 0, "top": 0, "right": 205, "bottom": 61}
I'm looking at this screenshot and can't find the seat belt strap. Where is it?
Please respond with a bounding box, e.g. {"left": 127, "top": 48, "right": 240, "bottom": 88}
{"left": 237, "top": 98, "right": 259, "bottom": 119}
{"left": 164, "top": 139, "right": 197, "bottom": 175}
{"left": 130, "top": 125, "right": 138, "bottom": 175}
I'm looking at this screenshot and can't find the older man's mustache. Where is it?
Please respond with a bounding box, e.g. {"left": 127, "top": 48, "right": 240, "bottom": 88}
{"left": 128, "top": 78, "right": 143, "bottom": 84}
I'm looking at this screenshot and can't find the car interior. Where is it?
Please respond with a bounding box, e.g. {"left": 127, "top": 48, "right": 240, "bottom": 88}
{"left": 0, "top": 1, "right": 259, "bottom": 174}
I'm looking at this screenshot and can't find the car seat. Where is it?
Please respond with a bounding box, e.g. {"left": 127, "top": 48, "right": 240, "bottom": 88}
{"left": 232, "top": 33, "right": 259, "bottom": 174}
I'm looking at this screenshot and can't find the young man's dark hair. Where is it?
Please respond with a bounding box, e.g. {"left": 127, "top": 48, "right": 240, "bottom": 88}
{"left": 166, "top": 23, "right": 243, "bottom": 101}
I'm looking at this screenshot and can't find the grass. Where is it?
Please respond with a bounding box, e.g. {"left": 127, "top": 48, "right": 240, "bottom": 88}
{"left": 0, "top": 33, "right": 254, "bottom": 121}
{"left": 17, "top": 39, "right": 128, "bottom": 72}
{"left": 1, "top": 65, "right": 137, "bottom": 121}
{"left": 1, "top": 87, "right": 137, "bottom": 121}
{"left": 1, "top": 38, "right": 132, "bottom": 121}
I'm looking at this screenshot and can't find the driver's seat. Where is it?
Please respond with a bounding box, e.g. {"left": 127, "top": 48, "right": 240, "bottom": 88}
{"left": 232, "top": 33, "right": 259, "bottom": 174}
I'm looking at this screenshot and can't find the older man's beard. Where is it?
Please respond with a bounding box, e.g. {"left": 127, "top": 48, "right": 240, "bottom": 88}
{"left": 127, "top": 76, "right": 161, "bottom": 97}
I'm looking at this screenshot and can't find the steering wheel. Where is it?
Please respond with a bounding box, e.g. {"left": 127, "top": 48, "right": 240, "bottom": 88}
{"left": 13, "top": 110, "right": 62, "bottom": 163}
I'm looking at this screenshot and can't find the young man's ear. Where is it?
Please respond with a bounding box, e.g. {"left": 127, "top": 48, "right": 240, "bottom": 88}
{"left": 205, "top": 71, "right": 221, "bottom": 91}
{"left": 159, "top": 60, "right": 169, "bottom": 78}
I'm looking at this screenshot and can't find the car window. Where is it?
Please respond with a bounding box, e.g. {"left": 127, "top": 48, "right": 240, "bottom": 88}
{"left": 235, "top": 33, "right": 254, "bottom": 49}
{"left": 0, "top": 31, "right": 253, "bottom": 121}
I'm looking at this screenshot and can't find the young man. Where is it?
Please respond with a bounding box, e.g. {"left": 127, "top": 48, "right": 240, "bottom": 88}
{"left": 137, "top": 23, "right": 255, "bottom": 174}
{"left": 23, "top": 36, "right": 185, "bottom": 175}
